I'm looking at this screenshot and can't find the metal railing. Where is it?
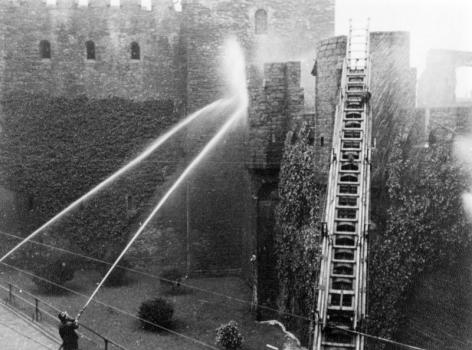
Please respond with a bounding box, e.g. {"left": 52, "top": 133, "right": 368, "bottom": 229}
{"left": 0, "top": 281, "right": 128, "bottom": 350}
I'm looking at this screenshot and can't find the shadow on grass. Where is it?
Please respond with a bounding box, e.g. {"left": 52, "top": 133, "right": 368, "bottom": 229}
{"left": 32, "top": 283, "right": 73, "bottom": 296}
{"left": 135, "top": 318, "right": 184, "bottom": 335}
{"left": 160, "top": 284, "right": 193, "bottom": 296}
{"left": 101, "top": 274, "right": 136, "bottom": 288}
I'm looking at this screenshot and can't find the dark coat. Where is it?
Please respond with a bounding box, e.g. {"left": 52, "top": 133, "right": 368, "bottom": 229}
{"left": 59, "top": 320, "right": 79, "bottom": 350}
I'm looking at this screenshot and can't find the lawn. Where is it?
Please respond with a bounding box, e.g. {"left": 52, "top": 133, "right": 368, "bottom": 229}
{"left": 1, "top": 268, "right": 290, "bottom": 350}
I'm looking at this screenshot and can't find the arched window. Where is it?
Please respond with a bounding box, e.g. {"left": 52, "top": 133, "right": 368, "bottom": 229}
{"left": 110, "top": 0, "right": 120, "bottom": 7}
{"left": 255, "top": 9, "right": 268, "bottom": 34}
{"left": 39, "top": 40, "right": 51, "bottom": 59}
{"left": 126, "top": 195, "right": 135, "bottom": 211}
{"left": 85, "top": 41, "right": 95, "bottom": 60}
{"left": 130, "top": 42, "right": 140, "bottom": 60}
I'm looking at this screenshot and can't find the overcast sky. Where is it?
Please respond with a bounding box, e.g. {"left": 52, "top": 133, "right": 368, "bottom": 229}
{"left": 336, "top": 0, "right": 472, "bottom": 72}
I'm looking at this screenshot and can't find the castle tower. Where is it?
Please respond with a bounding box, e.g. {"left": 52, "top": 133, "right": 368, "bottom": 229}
{"left": 0, "top": 0, "right": 181, "bottom": 102}
{"left": 180, "top": 0, "right": 334, "bottom": 112}
{"left": 313, "top": 31, "right": 416, "bottom": 181}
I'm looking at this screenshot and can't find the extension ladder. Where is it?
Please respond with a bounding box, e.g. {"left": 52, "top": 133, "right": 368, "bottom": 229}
{"left": 313, "top": 20, "right": 371, "bottom": 350}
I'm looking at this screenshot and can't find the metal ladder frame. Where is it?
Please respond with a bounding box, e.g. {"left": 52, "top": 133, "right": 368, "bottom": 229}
{"left": 313, "top": 20, "right": 371, "bottom": 350}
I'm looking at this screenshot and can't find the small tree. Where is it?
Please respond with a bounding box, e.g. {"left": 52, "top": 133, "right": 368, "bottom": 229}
{"left": 137, "top": 297, "right": 174, "bottom": 331}
{"left": 215, "top": 321, "right": 243, "bottom": 350}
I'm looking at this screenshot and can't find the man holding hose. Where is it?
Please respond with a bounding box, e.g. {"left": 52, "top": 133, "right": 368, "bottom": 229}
{"left": 58, "top": 311, "right": 79, "bottom": 350}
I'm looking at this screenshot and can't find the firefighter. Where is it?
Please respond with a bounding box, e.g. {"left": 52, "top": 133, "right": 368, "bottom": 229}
{"left": 58, "top": 311, "right": 79, "bottom": 350}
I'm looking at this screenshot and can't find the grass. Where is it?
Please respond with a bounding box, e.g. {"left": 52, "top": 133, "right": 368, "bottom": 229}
{"left": 1, "top": 268, "right": 289, "bottom": 350}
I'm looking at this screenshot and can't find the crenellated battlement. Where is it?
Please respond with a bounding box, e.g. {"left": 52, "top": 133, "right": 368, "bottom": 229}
{"left": 0, "top": 0, "right": 334, "bottom": 107}
{"left": 4, "top": 0, "right": 178, "bottom": 12}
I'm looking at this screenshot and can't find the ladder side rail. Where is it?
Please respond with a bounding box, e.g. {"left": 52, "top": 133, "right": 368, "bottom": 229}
{"left": 360, "top": 54, "right": 372, "bottom": 350}
{"left": 315, "top": 19, "right": 371, "bottom": 349}
{"left": 353, "top": 105, "right": 368, "bottom": 350}
{"left": 314, "top": 58, "right": 348, "bottom": 349}
{"left": 357, "top": 26, "right": 371, "bottom": 349}
{"left": 351, "top": 102, "right": 368, "bottom": 339}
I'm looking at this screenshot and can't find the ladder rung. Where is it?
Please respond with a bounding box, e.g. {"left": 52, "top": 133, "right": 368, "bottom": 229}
{"left": 334, "top": 218, "right": 358, "bottom": 224}
{"left": 330, "top": 273, "right": 356, "bottom": 278}
{"left": 327, "top": 306, "right": 356, "bottom": 312}
{"left": 333, "top": 232, "right": 358, "bottom": 237}
{"left": 344, "top": 108, "right": 364, "bottom": 113}
{"left": 329, "top": 289, "right": 355, "bottom": 295}
{"left": 321, "top": 341, "right": 356, "bottom": 349}
{"left": 332, "top": 258, "right": 356, "bottom": 264}
{"left": 336, "top": 192, "right": 358, "bottom": 197}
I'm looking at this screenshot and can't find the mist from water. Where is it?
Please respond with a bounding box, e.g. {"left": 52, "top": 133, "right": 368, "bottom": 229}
{"left": 336, "top": 0, "right": 472, "bottom": 75}
{"left": 221, "top": 36, "right": 248, "bottom": 107}
{"left": 78, "top": 37, "right": 249, "bottom": 319}
{"left": 454, "top": 135, "right": 472, "bottom": 220}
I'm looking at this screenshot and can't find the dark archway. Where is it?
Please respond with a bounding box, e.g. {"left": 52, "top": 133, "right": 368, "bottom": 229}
{"left": 130, "top": 41, "right": 140, "bottom": 60}
{"left": 256, "top": 182, "right": 278, "bottom": 319}
{"left": 85, "top": 40, "right": 95, "bottom": 60}
{"left": 39, "top": 40, "right": 51, "bottom": 59}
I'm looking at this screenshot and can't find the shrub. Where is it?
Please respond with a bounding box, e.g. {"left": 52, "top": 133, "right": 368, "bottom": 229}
{"left": 215, "top": 321, "right": 243, "bottom": 350}
{"left": 137, "top": 298, "right": 174, "bottom": 331}
{"left": 31, "top": 259, "right": 75, "bottom": 293}
{"left": 159, "top": 267, "right": 184, "bottom": 294}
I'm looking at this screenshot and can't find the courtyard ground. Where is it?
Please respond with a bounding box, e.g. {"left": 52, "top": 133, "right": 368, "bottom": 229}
{"left": 0, "top": 268, "right": 291, "bottom": 350}
{"left": 0, "top": 302, "right": 60, "bottom": 350}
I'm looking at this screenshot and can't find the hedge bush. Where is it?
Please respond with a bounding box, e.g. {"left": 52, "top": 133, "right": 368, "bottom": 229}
{"left": 215, "top": 321, "right": 243, "bottom": 350}
{"left": 137, "top": 297, "right": 174, "bottom": 331}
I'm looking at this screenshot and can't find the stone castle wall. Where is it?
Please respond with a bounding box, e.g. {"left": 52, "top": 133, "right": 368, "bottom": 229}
{"left": 313, "top": 35, "right": 346, "bottom": 177}
{"left": 418, "top": 49, "right": 472, "bottom": 108}
{"left": 248, "top": 62, "right": 305, "bottom": 170}
{"left": 0, "top": 0, "right": 181, "bottom": 102}
{"left": 0, "top": 0, "right": 334, "bottom": 111}
{"left": 313, "top": 31, "right": 417, "bottom": 181}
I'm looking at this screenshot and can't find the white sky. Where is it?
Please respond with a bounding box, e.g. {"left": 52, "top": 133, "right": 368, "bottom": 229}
{"left": 336, "top": 0, "right": 472, "bottom": 72}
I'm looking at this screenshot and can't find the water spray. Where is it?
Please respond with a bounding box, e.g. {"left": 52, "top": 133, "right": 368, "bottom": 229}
{"left": 0, "top": 99, "right": 230, "bottom": 263}
{"left": 76, "top": 37, "right": 249, "bottom": 319}
{"left": 77, "top": 101, "right": 248, "bottom": 320}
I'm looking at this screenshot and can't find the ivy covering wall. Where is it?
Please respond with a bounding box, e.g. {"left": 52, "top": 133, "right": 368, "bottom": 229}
{"left": 367, "top": 134, "right": 472, "bottom": 343}
{"left": 274, "top": 122, "right": 323, "bottom": 342}
{"left": 275, "top": 121, "right": 472, "bottom": 346}
{"left": 0, "top": 94, "right": 181, "bottom": 261}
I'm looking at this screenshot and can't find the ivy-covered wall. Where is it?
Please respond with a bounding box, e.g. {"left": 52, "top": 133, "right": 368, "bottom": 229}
{"left": 274, "top": 122, "right": 323, "bottom": 343}
{"left": 367, "top": 131, "right": 472, "bottom": 345}
{"left": 274, "top": 120, "right": 472, "bottom": 347}
{"left": 0, "top": 94, "right": 250, "bottom": 275}
{"left": 0, "top": 94, "right": 182, "bottom": 261}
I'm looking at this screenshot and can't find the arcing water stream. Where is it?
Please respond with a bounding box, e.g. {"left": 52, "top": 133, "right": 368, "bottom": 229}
{"left": 0, "top": 96, "right": 229, "bottom": 264}
{"left": 0, "top": 35, "right": 249, "bottom": 320}
{"left": 77, "top": 36, "right": 249, "bottom": 319}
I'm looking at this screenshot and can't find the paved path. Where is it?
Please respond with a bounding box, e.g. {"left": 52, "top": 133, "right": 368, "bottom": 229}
{"left": 0, "top": 303, "right": 60, "bottom": 350}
